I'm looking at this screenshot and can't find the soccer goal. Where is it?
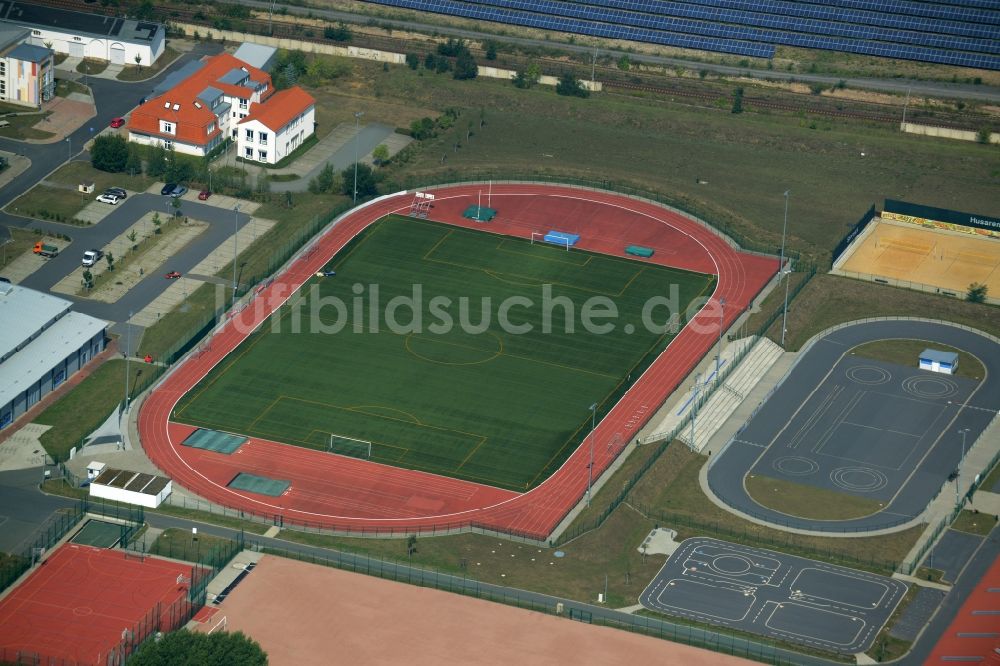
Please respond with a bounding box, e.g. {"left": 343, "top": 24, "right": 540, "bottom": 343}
{"left": 208, "top": 616, "right": 228, "bottom": 635}
{"left": 328, "top": 433, "right": 373, "bottom": 460}
{"left": 531, "top": 232, "right": 571, "bottom": 251}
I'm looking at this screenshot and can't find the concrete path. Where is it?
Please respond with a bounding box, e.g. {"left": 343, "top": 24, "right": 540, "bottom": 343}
{"left": 0, "top": 424, "right": 51, "bottom": 472}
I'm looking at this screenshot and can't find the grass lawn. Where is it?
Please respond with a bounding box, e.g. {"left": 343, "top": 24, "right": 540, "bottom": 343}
{"left": 174, "top": 216, "right": 714, "bottom": 490}
{"left": 34, "top": 360, "right": 133, "bottom": 461}
{"left": 0, "top": 109, "right": 53, "bottom": 140}
{"left": 76, "top": 59, "right": 108, "bottom": 75}
{"left": 745, "top": 474, "right": 885, "bottom": 520}
{"left": 850, "top": 339, "right": 985, "bottom": 381}
{"left": 117, "top": 45, "right": 180, "bottom": 82}
{"left": 1, "top": 227, "right": 43, "bottom": 272}
{"left": 768, "top": 274, "right": 1000, "bottom": 351}
{"left": 8, "top": 161, "right": 154, "bottom": 223}
{"left": 951, "top": 511, "right": 997, "bottom": 536}
{"left": 149, "top": 527, "right": 232, "bottom": 562}
{"left": 915, "top": 566, "right": 946, "bottom": 583}
{"left": 55, "top": 79, "right": 89, "bottom": 97}
{"left": 628, "top": 443, "right": 922, "bottom": 573}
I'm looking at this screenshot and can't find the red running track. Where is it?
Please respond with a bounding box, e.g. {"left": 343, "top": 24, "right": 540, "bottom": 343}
{"left": 139, "top": 184, "right": 778, "bottom": 540}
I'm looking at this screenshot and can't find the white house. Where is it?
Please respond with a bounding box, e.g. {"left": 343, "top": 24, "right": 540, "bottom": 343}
{"left": 237, "top": 87, "right": 316, "bottom": 165}
{"left": 0, "top": 1, "right": 165, "bottom": 66}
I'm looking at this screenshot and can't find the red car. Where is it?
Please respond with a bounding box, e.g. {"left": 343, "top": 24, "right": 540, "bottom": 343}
{"left": 164, "top": 271, "right": 181, "bottom": 279}
{"left": 110, "top": 117, "right": 125, "bottom": 128}
{"left": 198, "top": 189, "right": 211, "bottom": 200}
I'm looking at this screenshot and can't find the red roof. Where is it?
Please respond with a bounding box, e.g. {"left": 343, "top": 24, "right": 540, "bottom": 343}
{"left": 928, "top": 554, "right": 1000, "bottom": 663}
{"left": 238, "top": 87, "right": 315, "bottom": 132}
{"left": 127, "top": 53, "right": 273, "bottom": 147}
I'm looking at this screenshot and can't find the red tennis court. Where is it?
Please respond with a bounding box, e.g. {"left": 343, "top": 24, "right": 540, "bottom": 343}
{"left": 0, "top": 544, "right": 197, "bottom": 666}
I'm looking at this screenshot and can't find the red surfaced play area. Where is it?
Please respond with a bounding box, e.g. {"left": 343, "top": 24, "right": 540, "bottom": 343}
{"left": 139, "top": 184, "right": 778, "bottom": 539}
{"left": 0, "top": 544, "right": 196, "bottom": 665}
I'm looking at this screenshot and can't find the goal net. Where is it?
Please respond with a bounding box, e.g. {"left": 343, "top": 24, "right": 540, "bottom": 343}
{"left": 328, "top": 433, "right": 373, "bottom": 460}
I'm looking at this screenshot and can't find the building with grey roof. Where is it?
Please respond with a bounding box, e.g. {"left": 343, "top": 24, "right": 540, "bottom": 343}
{"left": 0, "top": 20, "right": 51, "bottom": 107}
{"left": 0, "top": 0, "right": 165, "bottom": 66}
{"left": 233, "top": 43, "right": 276, "bottom": 72}
{"left": 0, "top": 284, "right": 108, "bottom": 431}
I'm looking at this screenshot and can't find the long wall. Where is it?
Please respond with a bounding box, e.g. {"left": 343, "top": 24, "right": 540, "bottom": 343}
{"left": 900, "top": 122, "right": 1000, "bottom": 145}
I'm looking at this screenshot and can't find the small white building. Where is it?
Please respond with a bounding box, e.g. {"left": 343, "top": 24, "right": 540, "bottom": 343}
{"left": 0, "top": 1, "right": 165, "bottom": 66}
{"left": 237, "top": 87, "right": 315, "bottom": 165}
{"left": 919, "top": 349, "right": 959, "bottom": 375}
{"left": 89, "top": 467, "right": 172, "bottom": 508}
{"left": 86, "top": 460, "right": 107, "bottom": 481}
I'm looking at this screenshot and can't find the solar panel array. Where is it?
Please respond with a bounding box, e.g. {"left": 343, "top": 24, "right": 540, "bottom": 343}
{"left": 364, "top": 0, "right": 1000, "bottom": 70}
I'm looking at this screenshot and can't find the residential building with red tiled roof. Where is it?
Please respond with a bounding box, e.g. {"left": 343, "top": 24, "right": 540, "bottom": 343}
{"left": 237, "top": 87, "right": 316, "bottom": 165}
{"left": 126, "top": 52, "right": 276, "bottom": 157}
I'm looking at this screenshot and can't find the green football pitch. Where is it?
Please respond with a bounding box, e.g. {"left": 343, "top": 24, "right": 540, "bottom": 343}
{"left": 173, "top": 216, "right": 714, "bottom": 491}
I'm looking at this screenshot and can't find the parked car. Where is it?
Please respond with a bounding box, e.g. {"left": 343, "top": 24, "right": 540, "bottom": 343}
{"left": 160, "top": 183, "right": 177, "bottom": 195}
{"left": 82, "top": 250, "right": 104, "bottom": 267}
{"left": 164, "top": 271, "right": 182, "bottom": 279}
{"left": 198, "top": 189, "right": 211, "bottom": 200}
{"left": 0, "top": 276, "right": 10, "bottom": 283}
{"left": 169, "top": 185, "right": 188, "bottom": 198}
{"left": 109, "top": 117, "right": 125, "bottom": 128}
{"left": 104, "top": 187, "right": 127, "bottom": 199}
{"left": 96, "top": 193, "right": 120, "bottom": 205}
{"left": 33, "top": 242, "right": 59, "bottom": 258}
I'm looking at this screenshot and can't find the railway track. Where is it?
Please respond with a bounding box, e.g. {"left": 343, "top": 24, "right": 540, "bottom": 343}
{"left": 40, "top": 0, "right": 985, "bottom": 130}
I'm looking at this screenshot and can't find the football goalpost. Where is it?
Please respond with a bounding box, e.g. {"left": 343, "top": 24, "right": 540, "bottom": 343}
{"left": 328, "top": 433, "right": 373, "bottom": 460}
{"left": 530, "top": 232, "right": 571, "bottom": 251}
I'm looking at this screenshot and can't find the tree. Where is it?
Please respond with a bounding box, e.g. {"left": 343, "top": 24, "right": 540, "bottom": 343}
{"left": 976, "top": 127, "right": 992, "bottom": 144}
{"left": 146, "top": 145, "right": 167, "bottom": 177}
{"left": 453, "top": 50, "right": 478, "bottom": 80}
{"left": 127, "top": 230, "right": 137, "bottom": 251}
{"left": 423, "top": 53, "right": 437, "bottom": 70}
{"left": 513, "top": 63, "right": 541, "bottom": 89}
{"left": 323, "top": 22, "right": 351, "bottom": 42}
{"left": 485, "top": 41, "right": 497, "bottom": 60}
{"left": 435, "top": 57, "right": 451, "bottom": 74}
{"left": 372, "top": 144, "right": 389, "bottom": 166}
{"left": 128, "top": 629, "right": 266, "bottom": 666}
{"left": 731, "top": 87, "right": 744, "bottom": 114}
{"left": 91, "top": 134, "right": 129, "bottom": 173}
{"left": 308, "top": 162, "right": 335, "bottom": 194}
{"left": 437, "top": 38, "right": 467, "bottom": 57}
{"left": 406, "top": 534, "right": 418, "bottom": 559}
{"left": 152, "top": 212, "right": 162, "bottom": 234}
{"left": 125, "top": 145, "right": 142, "bottom": 176}
{"left": 134, "top": 53, "right": 143, "bottom": 70}
{"left": 409, "top": 117, "right": 436, "bottom": 140}
{"left": 341, "top": 163, "right": 377, "bottom": 198}
{"left": 967, "top": 282, "right": 988, "bottom": 303}
{"left": 617, "top": 55, "right": 631, "bottom": 71}
{"left": 405, "top": 52, "right": 419, "bottom": 70}
{"left": 555, "top": 72, "right": 589, "bottom": 98}
{"left": 105, "top": 253, "right": 115, "bottom": 272}
{"left": 81, "top": 269, "right": 93, "bottom": 290}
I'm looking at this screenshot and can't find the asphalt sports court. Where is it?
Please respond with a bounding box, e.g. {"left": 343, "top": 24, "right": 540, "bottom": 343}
{"left": 70, "top": 519, "right": 128, "bottom": 548}
{"left": 640, "top": 537, "right": 907, "bottom": 653}
{"left": 0, "top": 543, "right": 196, "bottom": 665}
{"left": 172, "top": 215, "right": 715, "bottom": 492}
{"left": 837, "top": 220, "right": 1000, "bottom": 295}
{"left": 736, "top": 354, "right": 980, "bottom": 504}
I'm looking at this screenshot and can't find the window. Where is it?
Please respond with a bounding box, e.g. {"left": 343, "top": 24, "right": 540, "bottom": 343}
{"left": 239, "top": 98, "right": 248, "bottom": 109}
{"left": 244, "top": 147, "right": 252, "bottom": 158}
{"left": 245, "top": 129, "right": 254, "bottom": 142}
{"left": 259, "top": 132, "right": 268, "bottom": 146}
{"left": 258, "top": 150, "right": 267, "bottom": 161}
{"left": 161, "top": 121, "right": 174, "bottom": 134}
{"left": 240, "top": 113, "right": 247, "bottom": 119}
{"left": 232, "top": 111, "right": 236, "bottom": 118}
{"left": 163, "top": 139, "right": 172, "bottom": 150}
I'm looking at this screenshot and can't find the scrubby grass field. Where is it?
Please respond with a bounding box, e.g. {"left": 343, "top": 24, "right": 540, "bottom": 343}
{"left": 173, "top": 216, "right": 714, "bottom": 491}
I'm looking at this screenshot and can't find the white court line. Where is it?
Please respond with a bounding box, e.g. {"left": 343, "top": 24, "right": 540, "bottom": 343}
{"left": 763, "top": 602, "right": 866, "bottom": 648}
{"left": 788, "top": 567, "right": 890, "bottom": 609}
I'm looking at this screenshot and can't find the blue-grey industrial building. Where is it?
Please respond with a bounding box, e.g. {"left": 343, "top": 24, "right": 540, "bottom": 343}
{"left": 0, "top": 284, "right": 107, "bottom": 430}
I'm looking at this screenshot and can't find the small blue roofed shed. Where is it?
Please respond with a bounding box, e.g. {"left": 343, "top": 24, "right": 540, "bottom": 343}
{"left": 919, "top": 349, "right": 958, "bottom": 375}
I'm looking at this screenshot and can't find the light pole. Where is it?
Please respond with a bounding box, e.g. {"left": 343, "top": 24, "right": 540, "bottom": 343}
{"left": 716, "top": 297, "right": 726, "bottom": 380}
{"left": 124, "top": 311, "right": 133, "bottom": 410}
{"left": 780, "top": 190, "right": 791, "bottom": 348}
{"left": 956, "top": 427, "right": 969, "bottom": 507}
{"left": 353, "top": 111, "right": 364, "bottom": 205}
{"left": 65, "top": 137, "right": 71, "bottom": 161}
{"left": 690, "top": 373, "right": 700, "bottom": 450}
{"left": 232, "top": 204, "right": 240, "bottom": 304}
{"left": 586, "top": 402, "right": 597, "bottom": 506}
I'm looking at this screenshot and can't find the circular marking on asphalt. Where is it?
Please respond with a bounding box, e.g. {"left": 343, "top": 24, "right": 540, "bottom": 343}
{"left": 773, "top": 456, "right": 820, "bottom": 477}
{"left": 711, "top": 555, "right": 752, "bottom": 576}
{"left": 901, "top": 375, "right": 958, "bottom": 399}
{"left": 830, "top": 467, "right": 888, "bottom": 493}
{"left": 846, "top": 365, "right": 892, "bottom": 385}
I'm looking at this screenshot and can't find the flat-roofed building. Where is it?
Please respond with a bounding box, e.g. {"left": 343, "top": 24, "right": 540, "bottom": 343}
{"left": 0, "top": 284, "right": 108, "bottom": 431}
